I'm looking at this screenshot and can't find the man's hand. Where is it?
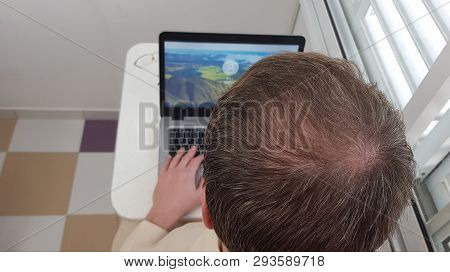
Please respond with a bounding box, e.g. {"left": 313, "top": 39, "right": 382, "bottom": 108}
{"left": 146, "top": 146, "right": 204, "bottom": 231}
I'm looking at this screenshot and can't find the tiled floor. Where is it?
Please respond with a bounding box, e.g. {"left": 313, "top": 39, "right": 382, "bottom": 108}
{"left": 0, "top": 118, "right": 118, "bottom": 251}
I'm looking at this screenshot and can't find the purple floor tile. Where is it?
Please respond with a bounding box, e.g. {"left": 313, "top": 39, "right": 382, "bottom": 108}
{"left": 80, "top": 120, "right": 117, "bottom": 152}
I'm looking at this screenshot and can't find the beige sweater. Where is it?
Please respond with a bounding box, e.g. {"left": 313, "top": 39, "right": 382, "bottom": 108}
{"left": 120, "top": 221, "right": 220, "bottom": 252}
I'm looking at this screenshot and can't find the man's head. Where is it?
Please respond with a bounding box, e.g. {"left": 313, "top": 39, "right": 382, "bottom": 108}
{"left": 201, "top": 52, "right": 415, "bottom": 251}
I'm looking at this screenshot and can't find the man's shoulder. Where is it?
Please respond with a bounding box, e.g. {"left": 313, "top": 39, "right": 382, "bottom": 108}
{"left": 160, "top": 221, "right": 219, "bottom": 251}
{"left": 168, "top": 221, "right": 209, "bottom": 239}
{"left": 175, "top": 221, "right": 205, "bottom": 231}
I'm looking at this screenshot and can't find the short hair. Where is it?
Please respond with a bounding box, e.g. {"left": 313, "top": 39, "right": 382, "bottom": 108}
{"left": 203, "top": 52, "right": 415, "bottom": 251}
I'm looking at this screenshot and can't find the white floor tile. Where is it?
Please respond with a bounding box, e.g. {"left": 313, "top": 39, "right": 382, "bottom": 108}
{"left": 0, "top": 152, "right": 5, "bottom": 174}
{"left": 0, "top": 216, "right": 65, "bottom": 251}
{"left": 9, "top": 119, "right": 84, "bottom": 152}
{"left": 69, "top": 153, "right": 115, "bottom": 214}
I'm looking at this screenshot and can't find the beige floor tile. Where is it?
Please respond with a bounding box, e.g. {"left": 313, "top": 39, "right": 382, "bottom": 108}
{"left": 0, "top": 153, "right": 77, "bottom": 215}
{"left": 61, "top": 214, "right": 119, "bottom": 252}
{"left": 0, "top": 119, "right": 16, "bottom": 151}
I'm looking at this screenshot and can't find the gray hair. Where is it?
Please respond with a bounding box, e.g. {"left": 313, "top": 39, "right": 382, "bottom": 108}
{"left": 204, "top": 52, "right": 415, "bottom": 251}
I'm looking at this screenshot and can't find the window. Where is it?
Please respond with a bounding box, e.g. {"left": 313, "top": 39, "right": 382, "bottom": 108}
{"left": 326, "top": 0, "right": 450, "bottom": 251}
{"left": 425, "top": 0, "right": 450, "bottom": 37}
{"left": 327, "top": 0, "right": 448, "bottom": 108}
{"left": 362, "top": 4, "right": 414, "bottom": 107}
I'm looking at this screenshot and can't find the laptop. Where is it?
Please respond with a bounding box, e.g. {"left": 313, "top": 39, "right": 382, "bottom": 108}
{"left": 158, "top": 32, "right": 305, "bottom": 174}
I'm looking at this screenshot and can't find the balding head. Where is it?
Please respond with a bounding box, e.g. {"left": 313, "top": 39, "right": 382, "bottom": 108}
{"left": 204, "top": 52, "right": 415, "bottom": 251}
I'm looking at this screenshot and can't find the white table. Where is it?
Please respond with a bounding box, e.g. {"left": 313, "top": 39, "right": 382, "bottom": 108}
{"left": 111, "top": 43, "right": 202, "bottom": 220}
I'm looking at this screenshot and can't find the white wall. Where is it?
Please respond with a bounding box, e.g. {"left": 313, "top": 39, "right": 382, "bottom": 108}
{"left": 0, "top": 0, "right": 304, "bottom": 111}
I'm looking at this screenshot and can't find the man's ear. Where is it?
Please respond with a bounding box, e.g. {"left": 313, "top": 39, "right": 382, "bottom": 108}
{"left": 201, "top": 177, "right": 214, "bottom": 230}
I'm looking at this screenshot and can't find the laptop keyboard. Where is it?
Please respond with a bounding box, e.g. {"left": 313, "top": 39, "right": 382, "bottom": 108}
{"left": 168, "top": 128, "right": 206, "bottom": 156}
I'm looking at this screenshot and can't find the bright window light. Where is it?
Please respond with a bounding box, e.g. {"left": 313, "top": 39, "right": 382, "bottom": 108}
{"left": 364, "top": 6, "right": 386, "bottom": 42}
{"left": 363, "top": 6, "right": 412, "bottom": 108}
{"left": 422, "top": 120, "right": 439, "bottom": 137}
{"left": 439, "top": 99, "right": 450, "bottom": 116}
{"left": 395, "top": 0, "right": 446, "bottom": 63}
{"left": 373, "top": 0, "right": 429, "bottom": 88}
{"left": 428, "top": 0, "right": 450, "bottom": 35}
{"left": 373, "top": 0, "right": 405, "bottom": 32}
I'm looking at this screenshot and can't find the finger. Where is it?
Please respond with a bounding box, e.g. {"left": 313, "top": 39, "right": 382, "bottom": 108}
{"left": 161, "top": 155, "right": 172, "bottom": 172}
{"left": 188, "top": 153, "right": 204, "bottom": 170}
{"left": 179, "top": 146, "right": 197, "bottom": 167}
{"left": 169, "top": 147, "right": 185, "bottom": 169}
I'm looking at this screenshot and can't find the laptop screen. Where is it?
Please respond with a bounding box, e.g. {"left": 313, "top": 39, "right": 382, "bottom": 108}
{"left": 163, "top": 41, "right": 300, "bottom": 109}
